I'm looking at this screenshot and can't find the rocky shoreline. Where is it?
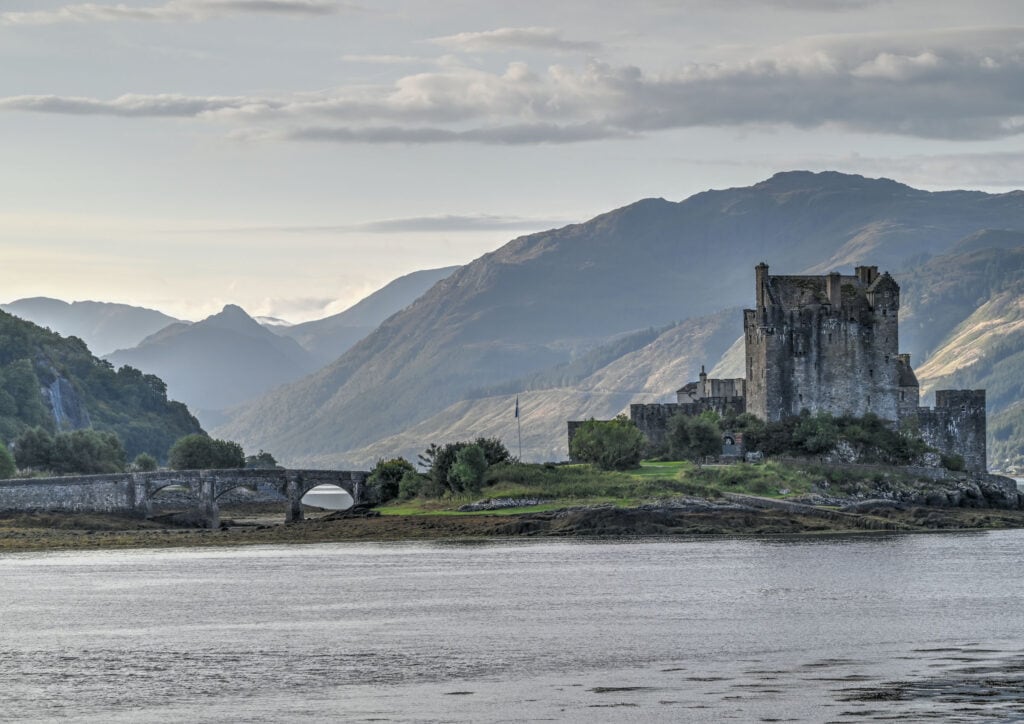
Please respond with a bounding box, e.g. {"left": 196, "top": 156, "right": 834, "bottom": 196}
{"left": 2, "top": 496, "right": 1024, "bottom": 552}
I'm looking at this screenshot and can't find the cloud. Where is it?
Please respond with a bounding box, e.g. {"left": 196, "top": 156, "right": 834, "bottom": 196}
{"left": 286, "top": 122, "right": 629, "bottom": 145}
{"left": 3, "top": 26, "right": 1023, "bottom": 143}
{"left": 430, "top": 26, "right": 601, "bottom": 53}
{"left": 188, "top": 214, "right": 571, "bottom": 234}
{"left": 341, "top": 54, "right": 431, "bottom": 65}
{"left": 811, "top": 151, "right": 1024, "bottom": 189}
{"left": 0, "top": 93, "right": 275, "bottom": 117}
{"left": 1, "top": 0, "right": 349, "bottom": 26}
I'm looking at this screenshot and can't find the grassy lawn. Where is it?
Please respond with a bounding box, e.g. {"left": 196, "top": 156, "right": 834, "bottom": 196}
{"left": 375, "top": 459, "right": 826, "bottom": 516}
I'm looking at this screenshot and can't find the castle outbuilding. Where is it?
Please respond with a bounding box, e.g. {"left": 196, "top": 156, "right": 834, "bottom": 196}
{"left": 613, "top": 263, "right": 988, "bottom": 471}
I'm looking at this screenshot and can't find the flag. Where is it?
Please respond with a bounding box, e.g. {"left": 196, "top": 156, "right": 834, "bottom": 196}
{"left": 514, "top": 395, "right": 519, "bottom": 419}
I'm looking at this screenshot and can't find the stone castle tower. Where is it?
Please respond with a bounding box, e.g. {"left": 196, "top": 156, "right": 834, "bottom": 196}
{"left": 743, "top": 263, "right": 919, "bottom": 421}
{"left": 580, "top": 262, "right": 988, "bottom": 472}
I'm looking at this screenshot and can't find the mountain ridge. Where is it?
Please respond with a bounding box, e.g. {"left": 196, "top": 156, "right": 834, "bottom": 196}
{"left": 215, "top": 171, "right": 1024, "bottom": 466}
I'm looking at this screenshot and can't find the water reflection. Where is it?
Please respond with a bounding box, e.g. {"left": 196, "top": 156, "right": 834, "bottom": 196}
{"left": 3, "top": 534, "right": 1024, "bottom": 722}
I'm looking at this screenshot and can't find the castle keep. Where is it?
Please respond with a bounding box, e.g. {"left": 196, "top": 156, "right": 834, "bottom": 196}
{"left": 619, "top": 263, "right": 988, "bottom": 472}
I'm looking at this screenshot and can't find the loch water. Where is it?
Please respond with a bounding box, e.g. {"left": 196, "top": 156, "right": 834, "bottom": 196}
{"left": 2, "top": 533, "right": 1024, "bottom": 722}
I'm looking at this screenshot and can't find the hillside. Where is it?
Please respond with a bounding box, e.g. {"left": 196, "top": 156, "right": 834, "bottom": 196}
{"left": 278, "top": 266, "right": 459, "bottom": 367}
{"left": 107, "top": 305, "right": 315, "bottom": 428}
{"left": 217, "top": 171, "right": 1024, "bottom": 467}
{"left": 309, "top": 310, "right": 739, "bottom": 466}
{"left": 0, "top": 310, "right": 202, "bottom": 460}
{"left": 0, "top": 298, "right": 181, "bottom": 356}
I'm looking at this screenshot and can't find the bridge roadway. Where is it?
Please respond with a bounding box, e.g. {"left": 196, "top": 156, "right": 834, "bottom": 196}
{"left": 0, "top": 468, "right": 368, "bottom": 529}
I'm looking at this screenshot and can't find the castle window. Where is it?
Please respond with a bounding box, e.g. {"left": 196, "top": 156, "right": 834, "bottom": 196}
{"left": 900, "top": 391, "right": 905, "bottom": 401}
{"left": 828, "top": 333, "right": 832, "bottom": 343}
{"left": 869, "top": 369, "right": 874, "bottom": 378}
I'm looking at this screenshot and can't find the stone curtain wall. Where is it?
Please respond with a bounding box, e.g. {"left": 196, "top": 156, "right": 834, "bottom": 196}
{"left": 918, "top": 390, "right": 988, "bottom": 473}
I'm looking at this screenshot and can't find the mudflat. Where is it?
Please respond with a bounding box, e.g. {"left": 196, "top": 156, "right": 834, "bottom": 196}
{"left": 3, "top": 502, "right": 1024, "bottom": 552}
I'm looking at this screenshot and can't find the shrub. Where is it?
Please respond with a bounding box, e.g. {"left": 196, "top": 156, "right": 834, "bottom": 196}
{"left": 398, "top": 469, "right": 428, "bottom": 500}
{"left": 13, "top": 427, "right": 127, "bottom": 475}
{"left": 418, "top": 437, "right": 512, "bottom": 494}
{"left": 668, "top": 413, "right": 722, "bottom": 465}
{"left": 245, "top": 450, "right": 279, "bottom": 469}
{"left": 13, "top": 426, "right": 53, "bottom": 470}
{"left": 168, "top": 434, "right": 245, "bottom": 470}
{"left": 0, "top": 444, "right": 15, "bottom": 479}
{"left": 367, "top": 457, "right": 416, "bottom": 503}
{"left": 941, "top": 453, "right": 966, "bottom": 471}
{"left": 449, "top": 444, "right": 488, "bottom": 493}
{"left": 569, "top": 415, "right": 645, "bottom": 470}
{"left": 132, "top": 452, "right": 158, "bottom": 472}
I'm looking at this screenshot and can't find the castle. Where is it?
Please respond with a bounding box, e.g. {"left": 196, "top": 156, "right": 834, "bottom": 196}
{"left": 589, "top": 263, "right": 988, "bottom": 471}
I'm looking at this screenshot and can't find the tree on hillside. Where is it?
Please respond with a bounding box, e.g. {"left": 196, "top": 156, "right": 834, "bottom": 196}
{"left": 569, "top": 415, "right": 645, "bottom": 471}
{"left": 168, "top": 434, "right": 245, "bottom": 470}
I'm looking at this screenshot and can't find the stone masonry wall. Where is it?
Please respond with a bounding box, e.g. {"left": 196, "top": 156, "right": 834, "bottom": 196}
{"left": 0, "top": 468, "right": 369, "bottom": 516}
{"left": 918, "top": 390, "right": 987, "bottom": 473}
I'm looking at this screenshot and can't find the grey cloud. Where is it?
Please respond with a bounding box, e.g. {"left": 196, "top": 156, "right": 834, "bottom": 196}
{"left": 287, "top": 122, "right": 629, "bottom": 145}
{"left": 0, "top": 93, "right": 274, "bottom": 117}
{"left": 430, "top": 27, "right": 601, "bottom": 53}
{"left": 353, "top": 214, "right": 570, "bottom": 232}
{"left": 1, "top": 0, "right": 348, "bottom": 25}
{"left": 4, "top": 26, "right": 1023, "bottom": 143}
{"left": 187, "top": 215, "right": 569, "bottom": 233}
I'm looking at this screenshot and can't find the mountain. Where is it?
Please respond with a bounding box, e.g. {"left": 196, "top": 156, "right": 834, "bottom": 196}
{"left": 107, "top": 305, "right": 316, "bottom": 428}
{"left": 0, "top": 298, "right": 181, "bottom": 356}
{"left": 902, "top": 245, "right": 1024, "bottom": 471}
{"left": 327, "top": 310, "right": 740, "bottom": 467}
{"left": 216, "top": 171, "right": 1024, "bottom": 467}
{"left": 277, "top": 266, "right": 459, "bottom": 367}
{"left": 0, "top": 309, "right": 202, "bottom": 460}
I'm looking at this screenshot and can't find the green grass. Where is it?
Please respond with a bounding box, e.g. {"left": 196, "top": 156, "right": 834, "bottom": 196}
{"left": 377, "top": 460, "right": 824, "bottom": 515}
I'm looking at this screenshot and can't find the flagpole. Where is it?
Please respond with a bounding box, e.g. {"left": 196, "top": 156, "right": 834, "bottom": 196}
{"left": 516, "top": 395, "right": 522, "bottom": 462}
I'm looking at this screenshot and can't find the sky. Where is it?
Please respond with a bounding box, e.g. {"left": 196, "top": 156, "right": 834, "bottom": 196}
{"left": 2, "top": 0, "right": 1024, "bottom": 322}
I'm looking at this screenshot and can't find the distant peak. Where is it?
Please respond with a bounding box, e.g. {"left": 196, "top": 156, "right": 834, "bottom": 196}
{"left": 205, "top": 304, "right": 262, "bottom": 330}
{"left": 754, "top": 170, "right": 910, "bottom": 194}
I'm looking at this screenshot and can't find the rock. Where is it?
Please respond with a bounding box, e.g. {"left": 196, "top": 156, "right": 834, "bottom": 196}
{"left": 924, "top": 492, "right": 949, "bottom": 507}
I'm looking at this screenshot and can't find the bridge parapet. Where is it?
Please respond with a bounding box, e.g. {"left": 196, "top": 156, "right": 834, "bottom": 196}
{"left": 0, "top": 468, "right": 369, "bottom": 528}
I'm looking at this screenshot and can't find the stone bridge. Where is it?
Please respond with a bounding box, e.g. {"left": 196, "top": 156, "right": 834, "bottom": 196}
{"left": 0, "top": 468, "right": 368, "bottom": 529}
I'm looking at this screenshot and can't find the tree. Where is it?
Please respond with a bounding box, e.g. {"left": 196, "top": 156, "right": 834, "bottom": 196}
{"left": 398, "top": 469, "right": 428, "bottom": 500}
{"left": 245, "top": 450, "right": 279, "bottom": 469}
{"left": 168, "top": 434, "right": 245, "bottom": 470}
{"left": 13, "top": 426, "right": 53, "bottom": 470}
{"left": 48, "top": 429, "right": 126, "bottom": 475}
{"left": 793, "top": 413, "right": 839, "bottom": 455}
{"left": 473, "top": 436, "right": 512, "bottom": 466}
{"left": 367, "top": 457, "right": 416, "bottom": 503}
{"left": 449, "top": 444, "right": 488, "bottom": 493}
{"left": 132, "top": 452, "right": 158, "bottom": 472}
{"left": 569, "top": 415, "right": 645, "bottom": 470}
{"left": 0, "top": 445, "right": 15, "bottom": 479}
{"left": 668, "top": 413, "right": 722, "bottom": 466}
{"left": 417, "top": 437, "right": 511, "bottom": 495}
